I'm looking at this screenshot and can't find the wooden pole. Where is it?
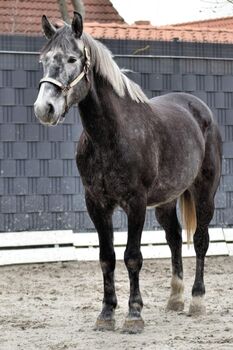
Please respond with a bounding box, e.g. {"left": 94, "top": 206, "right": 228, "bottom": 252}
{"left": 71, "top": 0, "right": 85, "bottom": 19}
{"left": 57, "top": 0, "right": 70, "bottom": 23}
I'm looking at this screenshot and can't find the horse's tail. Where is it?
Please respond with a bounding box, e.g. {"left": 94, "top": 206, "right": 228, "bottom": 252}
{"left": 179, "top": 191, "right": 197, "bottom": 245}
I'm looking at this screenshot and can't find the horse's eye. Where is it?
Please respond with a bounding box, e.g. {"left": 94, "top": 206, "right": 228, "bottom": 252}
{"left": 68, "top": 56, "right": 77, "bottom": 63}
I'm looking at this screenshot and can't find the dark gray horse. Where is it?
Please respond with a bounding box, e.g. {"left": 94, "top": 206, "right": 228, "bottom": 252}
{"left": 34, "top": 12, "right": 222, "bottom": 333}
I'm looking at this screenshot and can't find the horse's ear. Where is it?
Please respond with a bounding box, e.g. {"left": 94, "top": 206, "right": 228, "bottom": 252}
{"left": 42, "top": 15, "right": 56, "bottom": 39}
{"left": 72, "top": 12, "right": 83, "bottom": 38}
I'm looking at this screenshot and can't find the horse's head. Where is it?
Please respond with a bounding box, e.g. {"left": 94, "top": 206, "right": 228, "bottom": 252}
{"left": 34, "top": 12, "right": 91, "bottom": 126}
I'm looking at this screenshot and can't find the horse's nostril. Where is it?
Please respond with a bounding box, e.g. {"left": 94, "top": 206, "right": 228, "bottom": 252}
{"left": 48, "top": 103, "right": 54, "bottom": 115}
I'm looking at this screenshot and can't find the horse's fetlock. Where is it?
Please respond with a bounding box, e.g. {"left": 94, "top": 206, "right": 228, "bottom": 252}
{"left": 192, "top": 282, "right": 205, "bottom": 297}
{"left": 130, "top": 301, "right": 143, "bottom": 312}
{"left": 189, "top": 296, "right": 206, "bottom": 316}
{"left": 171, "top": 275, "right": 184, "bottom": 295}
{"left": 101, "top": 302, "right": 116, "bottom": 315}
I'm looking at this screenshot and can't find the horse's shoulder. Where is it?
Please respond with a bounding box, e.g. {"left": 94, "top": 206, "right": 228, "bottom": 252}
{"left": 77, "top": 132, "right": 90, "bottom": 151}
{"left": 76, "top": 132, "right": 95, "bottom": 166}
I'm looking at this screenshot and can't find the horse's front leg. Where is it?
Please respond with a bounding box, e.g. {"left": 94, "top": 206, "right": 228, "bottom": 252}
{"left": 85, "top": 193, "right": 117, "bottom": 331}
{"left": 122, "top": 195, "right": 146, "bottom": 334}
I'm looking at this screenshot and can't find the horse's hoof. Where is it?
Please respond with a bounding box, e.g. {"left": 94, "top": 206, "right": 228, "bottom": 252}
{"left": 122, "top": 316, "right": 144, "bottom": 334}
{"left": 166, "top": 297, "right": 184, "bottom": 312}
{"left": 94, "top": 318, "right": 115, "bottom": 331}
{"left": 188, "top": 296, "right": 206, "bottom": 316}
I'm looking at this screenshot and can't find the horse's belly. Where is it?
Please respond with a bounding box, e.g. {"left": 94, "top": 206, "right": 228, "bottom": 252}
{"left": 147, "top": 148, "right": 203, "bottom": 206}
{"left": 147, "top": 187, "right": 185, "bottom": 208}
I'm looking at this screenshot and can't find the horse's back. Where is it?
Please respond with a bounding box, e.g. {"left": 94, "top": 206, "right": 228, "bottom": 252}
{"left": 151, "top": 92, "right": 222, "bottom": 157}
{"left": 150, "top": 92, "right": 214, "bottom": 138}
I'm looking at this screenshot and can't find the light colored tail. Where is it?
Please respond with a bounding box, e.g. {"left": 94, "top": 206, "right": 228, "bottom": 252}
{"left": 179, "top": 191, "right": 197, "bottom": 245}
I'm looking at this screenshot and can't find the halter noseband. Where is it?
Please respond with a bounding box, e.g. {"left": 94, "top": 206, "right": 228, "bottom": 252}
{"left": 39, "top": 46, "right": 91, "bottom": 96}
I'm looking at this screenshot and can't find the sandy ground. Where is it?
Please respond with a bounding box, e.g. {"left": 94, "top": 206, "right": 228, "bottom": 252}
{"left": 0, "top": 256, "right": 232, "bottom": 350}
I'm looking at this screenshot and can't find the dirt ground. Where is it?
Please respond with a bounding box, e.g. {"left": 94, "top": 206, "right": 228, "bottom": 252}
{"left": 0, "top": 256, "right": 232, "bottom": 350}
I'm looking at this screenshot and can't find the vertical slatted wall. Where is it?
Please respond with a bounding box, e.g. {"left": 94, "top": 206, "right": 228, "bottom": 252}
{"left": 0, "top": 51, "right": 231, "bottom": 231}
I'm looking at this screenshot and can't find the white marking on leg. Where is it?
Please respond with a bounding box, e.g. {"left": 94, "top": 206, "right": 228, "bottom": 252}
{"left": 189, "top": 295, "right": 206, "bottom": 316}
{"left": 171, "top": 275, "right": 184, "bottom": 295}
{"left": 167, "top": 275, "right": 184, "bottom": 311}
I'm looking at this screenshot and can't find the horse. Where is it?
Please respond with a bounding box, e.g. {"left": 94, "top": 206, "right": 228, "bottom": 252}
{"left": 34, "top": 12, "right": 222, "bottom": 333}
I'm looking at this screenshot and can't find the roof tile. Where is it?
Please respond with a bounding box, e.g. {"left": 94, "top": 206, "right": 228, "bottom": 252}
{"left": 84, "top": 22, "right": 233, "bottom": 44}
{"left": 0, "top": 0, "right": 124, "bottom": 34}
{"left": 0, "top": 2, "right": 233, "bottom": 45}
{"left": 171, "top": 16, "right": 233, "bottom": 29}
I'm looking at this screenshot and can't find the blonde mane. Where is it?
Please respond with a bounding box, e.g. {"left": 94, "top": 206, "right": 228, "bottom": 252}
{"left": 82, "top": 32, "right": 149, "bottom": 104}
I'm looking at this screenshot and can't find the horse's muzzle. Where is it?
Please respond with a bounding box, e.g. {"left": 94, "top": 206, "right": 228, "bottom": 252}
{"left": 34, "top": 101, "right": 59, "bottom": 126}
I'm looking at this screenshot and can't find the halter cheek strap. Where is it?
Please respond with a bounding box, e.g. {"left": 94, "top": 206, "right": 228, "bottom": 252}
{"left": 39, "top": 46, "right": 91, "bottom": 96}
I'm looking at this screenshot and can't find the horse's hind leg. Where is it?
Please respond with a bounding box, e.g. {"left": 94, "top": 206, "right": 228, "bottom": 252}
{"left": 85, "top": 193, "right": 117, "bottom": 331}
{"left": 189, "top": 193, "right": 214, "bottom": 316}
{"left": 189, "top": 126, "right": 221, "bottom": 316}
{"left": 155, "top": 200, "right": 184, "bottom": 311}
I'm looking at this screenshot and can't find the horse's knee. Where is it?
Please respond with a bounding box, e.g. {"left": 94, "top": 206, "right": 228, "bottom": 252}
{"left": 100, "top": 259, "right": 115, "bottom": 275}
{"left": 124, "top": 250, "right": 143, "bottom": 272}
{"left": 100, "top": 250, "right": 116, "bottom": 272}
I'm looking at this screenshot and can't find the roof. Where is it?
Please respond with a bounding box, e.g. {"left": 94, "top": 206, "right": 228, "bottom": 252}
{"left": 0, "top": 2, "right": 233, "bottom": 45}
{"left": 0, "top": 0, "right": 124, "bottom": 34}
{"left": 171, "top": 16, "right": 233, "bottom": 30}
{"left": 84, "top": 22, "right": 233, "bottom": 44}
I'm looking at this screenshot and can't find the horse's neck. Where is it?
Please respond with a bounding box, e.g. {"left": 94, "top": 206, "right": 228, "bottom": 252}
{"left": 78, "top": 75, "right": 129, "bottom": 143}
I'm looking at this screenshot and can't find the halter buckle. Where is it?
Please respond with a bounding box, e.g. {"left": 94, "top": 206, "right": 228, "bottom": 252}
{"left": 62, "top": 85, "right": 70, "bottom": 96}
{"left": 84, "top": 66, "right": 90, "bottom": 82}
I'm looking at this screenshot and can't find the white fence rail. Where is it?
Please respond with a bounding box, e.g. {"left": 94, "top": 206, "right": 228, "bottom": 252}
{"left": 0, "top": 228, "right": 232, "bottom": 266}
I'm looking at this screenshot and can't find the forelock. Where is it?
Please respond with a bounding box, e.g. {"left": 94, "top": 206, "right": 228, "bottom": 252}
{"left": 41, "top": 25, "right": 79, "bottom": 55}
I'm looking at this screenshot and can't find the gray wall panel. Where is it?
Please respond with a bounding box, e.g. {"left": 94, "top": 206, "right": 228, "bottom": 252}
{"left": 0, "top": 51, "right": 232, "bottom": 231}
{"left": 1, "top": 35, "right": 233, "bottom": 59}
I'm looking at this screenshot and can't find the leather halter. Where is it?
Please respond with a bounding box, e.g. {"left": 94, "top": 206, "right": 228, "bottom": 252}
{"left": 39, "top": 46, "right": 91, "bottom": 96}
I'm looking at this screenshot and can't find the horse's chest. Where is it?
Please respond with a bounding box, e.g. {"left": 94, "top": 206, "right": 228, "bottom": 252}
{"left": 77, "top": 148, "right": 125, "bottom": 199}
